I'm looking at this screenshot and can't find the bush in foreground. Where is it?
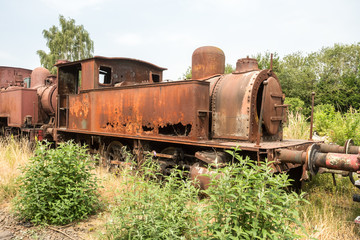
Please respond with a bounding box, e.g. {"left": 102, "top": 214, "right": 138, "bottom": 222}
{"left": 105, "top": 151, "right": 306, "bottom": 239}
{"left": 13, "top": 141, "right": 100, "bottom": 225}
{"left": 201, "top": 151, "right": 307, "bottom": 239}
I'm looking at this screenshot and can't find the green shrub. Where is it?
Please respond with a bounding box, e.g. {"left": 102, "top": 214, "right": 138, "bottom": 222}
{"left": 201, "top": 151, "right": 307, "bottom": 239}
{"left": 314, "top": 104, "right": 336, "bottom": 135}
{"left": 105, "top": 151, "right": 307, "bottom": 239}
{"left": 13, "top": 141, "right": 100, "bottom": 225}
{"left": 105, "top": 157, "right": 201, "bottom": 239}
{"left": 314, "top": 105, "right": 360, "bottom": 145}
{"left": 285, "top": 97, "right": 306, "bottom": 114}
{"left": 327, "top": 108, "right": 360, "bottom": 145}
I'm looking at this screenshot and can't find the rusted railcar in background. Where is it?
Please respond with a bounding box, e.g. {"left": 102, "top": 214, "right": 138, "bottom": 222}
{"left": 0, "top": 66, "right": 57, "bottom": 140}
{"left": 0, "top": 66, "right": 32, "bottom": 88}
{"left": 51, "top": 46, "right": 360, "bottom": 189}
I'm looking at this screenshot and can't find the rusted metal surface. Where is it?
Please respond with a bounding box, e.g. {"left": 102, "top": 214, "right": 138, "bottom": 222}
{"left": 319, "top": 143, "right": 360, "bottom": 154}
{"left": 190, "top": 163, "right": 215, "bottom": 190}
{"left": 263, "top": 77, "right": 284, "bottom": 135}
{"left": 30, "top": 67, "right": 50, "bottom": 88}
{"left": 192, "top": 46, "right": 225, "bottom": 80}
{"left": 38, "top": 85, "right": 57, "bottom": 115}
{"left": 256, "top": 80, "right": 268, "bottom": 146}
{"left": 276, "top": 148, "right": 306, "bottom": 165}
{"left": 0, "top": 88, "right": 39, "bottom": 127}
{"left": 56, "top": 57, "right": 166, "bottom": 93}
{"left": 209, "top": 66, "right": 283, "bottom": 142}
{"left": 67, "top": 80, "right": 210, "bottom": 140}
{"left": 318, "top": 168, "right": 350, "bottom": 176}
{"left": 0, "top": 66, "right": 32, "bottom": 88}
{"left": 234, "top": 57, "right": 259, "bottom": 73}
{"left": 51, "top": 47, "right": 333, "bottom": 179}
{"left": 195, "top": 151, "right": 227, "bottom": 165}
{"left": 276, "top": 146, "right": 360, "bottom": 172}
{"left": 320, "top": 153, "right": 360, "bottom": 172}
{"left": 0, "top": 64, "right": 57, "bottom": 140}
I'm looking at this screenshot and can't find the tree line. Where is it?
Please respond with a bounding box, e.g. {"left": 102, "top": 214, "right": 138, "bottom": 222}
{"left": 257, "top": 43, "right": 360, "bottom": 112}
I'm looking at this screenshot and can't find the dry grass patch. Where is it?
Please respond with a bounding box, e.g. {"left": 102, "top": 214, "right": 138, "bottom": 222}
{"left": 299, "top": 175, "right": 360, "bottom": 239}
{"left": 0, "top": 137, "right": 32, "bottom": 203}
{"left": 283, "top": 111, "right": 310, "bottom": 140}
{"left": 94, "top": 159, "right": 136, "bottom": 207}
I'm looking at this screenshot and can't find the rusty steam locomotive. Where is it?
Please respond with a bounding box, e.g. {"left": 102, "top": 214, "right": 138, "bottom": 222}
{"left": 1, "top": 46, "right": 360, "bottom": 189}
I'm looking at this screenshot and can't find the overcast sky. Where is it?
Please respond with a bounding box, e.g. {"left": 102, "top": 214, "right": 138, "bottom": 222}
{"left": 0, "top": 0, "right": 359, "bottom": 80}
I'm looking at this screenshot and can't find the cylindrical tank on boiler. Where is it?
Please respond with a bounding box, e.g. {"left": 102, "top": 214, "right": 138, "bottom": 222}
{"left": 235, "top": 57, "right": 259, "bottom": 73}
{"left": 192, "top": 46, "right": 225, "bottom": 80}
{"left": 30, "top": 67, "right": 50, "bottom": 88}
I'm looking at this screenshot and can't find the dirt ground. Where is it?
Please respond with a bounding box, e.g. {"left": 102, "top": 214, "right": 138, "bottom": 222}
{"left": 0, "top": 205, "right": 102, "bottom": 240}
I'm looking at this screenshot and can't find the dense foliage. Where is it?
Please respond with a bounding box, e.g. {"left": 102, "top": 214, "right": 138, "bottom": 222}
{"left": 105, "top": 151, "right": 306, "bottom": 239}
{"left": 37, "top": 15, "right": 94, "bottom": 74}
{"left": 314, "top": 104, "right": 360, "bottom": 145}
{"left": 255, "top": 43, "right": 360, "bottom": 111}
{"left": 13, "top": 141, "right": 100, "bottom": 225}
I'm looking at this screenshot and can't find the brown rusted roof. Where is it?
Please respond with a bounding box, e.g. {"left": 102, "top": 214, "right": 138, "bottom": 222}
{"left": 55, "top": 56, "right": 167, "bottom": 71}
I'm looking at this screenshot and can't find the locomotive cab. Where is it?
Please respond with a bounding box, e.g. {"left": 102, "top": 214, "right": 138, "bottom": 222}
{"left": 56, "top": 57, "right": 166, "bottom": 93}
{"left": 56, "top": 57, "right": 166, "bottom": 129}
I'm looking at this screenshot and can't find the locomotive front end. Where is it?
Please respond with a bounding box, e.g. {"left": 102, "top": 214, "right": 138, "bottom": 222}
{"left": 192, "top": 46, "right": 287, "bottom": 143}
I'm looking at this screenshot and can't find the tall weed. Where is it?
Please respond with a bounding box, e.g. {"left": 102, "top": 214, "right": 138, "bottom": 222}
{"left": 283, "top": 111, "right": 310, "bottom": 140}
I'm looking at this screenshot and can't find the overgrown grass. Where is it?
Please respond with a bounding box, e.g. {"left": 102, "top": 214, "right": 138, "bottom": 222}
{"left": 285, "top": 110, "right": 360, "bottom": 239}
{"left": 0, "top": 137, "right": 32, "bottom": 203}
{"left": 283, "top": 111, "right": 310, "bottom": 140}
{"left": 300, "top": 174, "right": 360, "bottom": 239}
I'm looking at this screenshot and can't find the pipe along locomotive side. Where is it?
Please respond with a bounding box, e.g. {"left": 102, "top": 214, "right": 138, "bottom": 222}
{"left": 1, "top": 46, "right": 360, "bottom": 194}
